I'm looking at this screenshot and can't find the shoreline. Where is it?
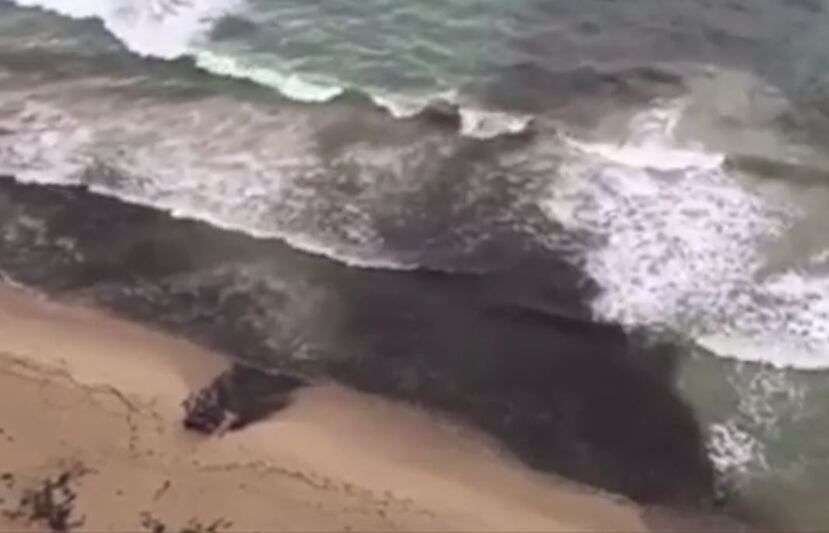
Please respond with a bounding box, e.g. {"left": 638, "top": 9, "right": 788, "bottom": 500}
{"left": 0, "top": 284, "right": 661, "bottom": 532}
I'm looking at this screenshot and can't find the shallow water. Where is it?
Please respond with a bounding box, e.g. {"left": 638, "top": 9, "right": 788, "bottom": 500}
{"left": 2, "top": 0, "right": 829, "bottom": 528}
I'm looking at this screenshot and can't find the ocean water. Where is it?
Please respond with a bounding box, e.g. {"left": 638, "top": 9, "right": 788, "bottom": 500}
{"left": 2, "top": 0, "right": 829, "bottom": 528}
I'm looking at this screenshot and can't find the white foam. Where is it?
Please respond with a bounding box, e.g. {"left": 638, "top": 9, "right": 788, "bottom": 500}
{"left": 708, "top": 420, "right": 768, "bottom": 480}
{"left": 567, "top": 138, "right": 722, "bottom": 172}
{"left": 697, "top": 270, "right": 829, "bottom": 370}
{"left": 733, "top": 368, "right": 807, "bottom": 434}
{"left": 569, "top": 102, "right": 724, "bottom": 171}
{"left": 368, "top": 91, "right": 450, "bottom": 120}
{"left": 0, "top": 85, "right": 415, "bottom": 271}
{"left": 192, "top": 54, "right": 534, "bottom": 139}
{"left": 194, "top": 50, "right": 345, "bottom": 103}
{"left": 0, "top": 100, "right": 92, "bottom": 183}
{"left": 0, "top": 270, "right": 38, "bottom": 295}
{"left": 543, "top": 100, "right": 829, "bottom": 370}
{"left": 704, "top": 367, "right": 807, "bottom": 485}
{"left": 459, "top": 109, "right": 533, "bottom": 140}
{"left": 10, "top": 0, "right": 243, "bottom": 59}
{"left": 369, "top": 90, "right": 534, "bottom": 139}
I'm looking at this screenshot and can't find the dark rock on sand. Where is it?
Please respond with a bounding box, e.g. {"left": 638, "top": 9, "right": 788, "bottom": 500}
{"left": 182, "top": 364, "right": 307, "bottom": 435}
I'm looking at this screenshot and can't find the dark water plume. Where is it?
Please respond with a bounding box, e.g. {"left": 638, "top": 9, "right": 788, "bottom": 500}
{"left": 0, "top": 178, "right": 714, "bottom": 506}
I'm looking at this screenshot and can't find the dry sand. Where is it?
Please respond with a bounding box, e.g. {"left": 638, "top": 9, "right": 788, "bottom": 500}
{"left": 0, "top": 284, "right": 656, "bottom": 532}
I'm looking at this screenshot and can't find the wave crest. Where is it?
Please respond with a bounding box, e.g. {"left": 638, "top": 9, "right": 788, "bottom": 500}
{"left": 9, "top": 0, "right": 533, "bottom": 140}
{"left": 10, "top": 0, "right": 243, "bottom": 59}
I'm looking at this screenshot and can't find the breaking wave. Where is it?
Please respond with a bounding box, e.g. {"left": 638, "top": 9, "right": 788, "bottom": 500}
{"left": 8, "top": 0, "right": 532, "bottom": 139}
{"left": 544, "top": 101, "right": 829, "bottom": 370}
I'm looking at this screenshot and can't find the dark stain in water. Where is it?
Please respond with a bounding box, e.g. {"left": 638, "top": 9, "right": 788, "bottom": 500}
{"left": 0, "top": 178, "right": 714, "bottom": 507}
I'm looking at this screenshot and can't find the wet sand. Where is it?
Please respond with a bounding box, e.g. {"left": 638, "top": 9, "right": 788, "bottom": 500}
{"left": 0, "top": 285, "right": 656, "bottom": 532}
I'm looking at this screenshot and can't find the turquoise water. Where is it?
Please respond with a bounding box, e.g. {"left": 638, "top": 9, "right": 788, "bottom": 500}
{"left": 204, "top": 0, "right": 500, "bottom": 104}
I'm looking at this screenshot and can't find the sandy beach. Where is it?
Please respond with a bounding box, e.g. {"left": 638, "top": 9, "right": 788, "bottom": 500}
{"left": 0, "top": 284, "right": 666, "bottom": 532}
